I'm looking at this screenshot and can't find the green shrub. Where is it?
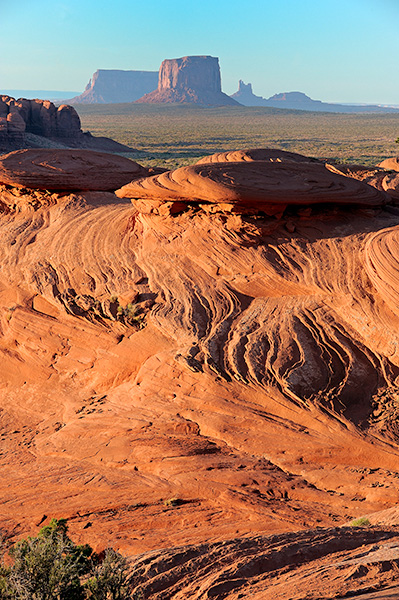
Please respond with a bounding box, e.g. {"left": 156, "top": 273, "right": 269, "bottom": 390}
{"left": 86, "top": 549, "right": 130, "bottom": 600}
{"left": 349, "top": 517, "right": 370, "bottom": 527}
{"left": 0, "top": 519, "right": 131, "bottom": 600}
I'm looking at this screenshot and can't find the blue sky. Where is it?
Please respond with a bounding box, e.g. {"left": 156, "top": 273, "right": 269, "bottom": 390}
{"left": 1, "top": 0, "right": 398, "bottom": 104}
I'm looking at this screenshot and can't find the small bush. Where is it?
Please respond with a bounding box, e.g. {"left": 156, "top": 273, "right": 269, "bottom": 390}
{"left": 0, "top": 519, "right": 131, "bottom": 600}
{"left": 349, "top": 517, "right": 370, "bottom": 527}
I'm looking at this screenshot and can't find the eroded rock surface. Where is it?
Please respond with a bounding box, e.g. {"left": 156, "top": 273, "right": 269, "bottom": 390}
{"left": 327, "top": 163, "right": 399, "bottom": 200}
{"left": 0, "top": 149, "right": 149, "bottom": 191}
{"left": 0, "top": 96, "right": 135, "bottom": 153}
{"left": 196, "top": 147, "right": 322, "bottom": 164}
{"left": 1, "top": 149, "right": 399, "bottom": 599}
{"left": 116, "top": 160, "right": 389, "bottom": 215}
{"left": 137, "top": 56, "right": 239, "bottom": 106}
{"left": 379, "top": 157, "right": 399, "bottom": 171}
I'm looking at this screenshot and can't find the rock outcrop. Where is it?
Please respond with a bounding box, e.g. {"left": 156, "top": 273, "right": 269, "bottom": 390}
{"left": 230, "top": 84, "right": 399, "bottom": 113}
{"left": 230, "top": 80, "right": 269, "bottom": 106}
{"left": 0, "top": 149, "right": 149, "bottom": 191}
{"left": 378, "top": 156, "right": 399, "bottom": 171}
{"left": 0, "top": 96, "right": 82, "bottom": 148}
{"left": 327, "top": 163, "right": 399, "bottom": 201}
{"left": 68, "top": 70, "right": 158, "bottom": 104}
{"left": 0, "top": 96, "right": 135, "bottom": 153}
{"left": 136, "top": 56, "right": 239, "bottom": 106}
{"left": 196, "top": 147, "right": 321, "bottom": 164}
{"left": 116, "top": 158, "right": 389, "bottom": 215}
{"left": 3, "top": 148, "right": 399, "bottom": 599}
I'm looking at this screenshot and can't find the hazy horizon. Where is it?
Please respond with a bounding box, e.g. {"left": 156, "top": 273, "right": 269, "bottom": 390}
{"left": 1, "top": 0, "right": 398, "bottom": 106}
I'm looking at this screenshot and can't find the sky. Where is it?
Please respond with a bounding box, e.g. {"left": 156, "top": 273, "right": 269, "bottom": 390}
{"left": 1, "top": 0, "right": 398, "bottom": 104}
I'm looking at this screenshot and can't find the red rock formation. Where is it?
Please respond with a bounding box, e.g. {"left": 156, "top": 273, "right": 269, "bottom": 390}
{"left": 137, "top": 56, "right": 239, "bottom": 106}
{"left": 0, "top": 149, "right": 149, "bottom": 191}
{"left": 196, "top": 147, "right": 321, "bottom": 164}
{"left": 2, "top": 150, "right": 399, "bottom": 598}
{"left": 116, "top": 160, "right": 389, "bottom": 215}
{"left": 0, "top": 96, "right": 135, "bottom": 153}
{"left": 378, "top": 156, "right": 399, "bottom": 171}
{"left": 327, "top": 163, "right": 399, "bottom": 200}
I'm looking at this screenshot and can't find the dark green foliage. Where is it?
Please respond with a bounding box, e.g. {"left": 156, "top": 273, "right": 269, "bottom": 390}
{"left": 0, "top": 520, "right": 132, "bottom": 600}
{"left": 86, "top": 549, "right": 130, "bottom": 600}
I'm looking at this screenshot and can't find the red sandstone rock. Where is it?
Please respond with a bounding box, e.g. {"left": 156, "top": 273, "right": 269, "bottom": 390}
{"left": 196, "top": 148, "right": 321, "bottom": 164}
{"left": 2, "top": 149, "right": 399, "bottom": 599}
{"left": 378, "top": 156, "right": 399, "bottom": 171}
{"left": 0, "top": 148, "right": 149, "bottom": 191}
{"left": 116, "top": 160, "right": 389, "bottom": 214}
{"left": 0, "top": 96, "right": 135, "bottom": 153}
{"left": 137, "top": 55, "right": 239, "bottom": 106}
{"left": 327, "top": 163, "right": 399, "bottom": 200}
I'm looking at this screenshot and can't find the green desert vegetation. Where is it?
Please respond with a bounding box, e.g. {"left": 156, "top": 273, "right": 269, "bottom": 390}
{"left": 348, "top": 517, "right": 371, "bottom": 527}
{"left": 75, "top": 104, "right": 399, "bottom": 170}
{"left": 0, "top": 519, "right": 131, "bottom": 600}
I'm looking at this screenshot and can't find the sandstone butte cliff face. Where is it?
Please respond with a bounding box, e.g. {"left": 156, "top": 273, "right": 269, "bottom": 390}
{"left": 0, "top": 96, "right": 81, "bottom": 148}
{"left": 69, "top": 70, "right": 158, "bottom": 104}
{"left": 137, "top": 56, "right": 240, "bottom": 106}
{"left": 2, "top": 149, "right": 399, "bottom": 598}
{"left": 0, "top": 96, "right": 133, "bottom": 154}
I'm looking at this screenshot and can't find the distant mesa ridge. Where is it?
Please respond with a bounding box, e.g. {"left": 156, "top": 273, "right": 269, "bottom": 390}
{"left": 68, "top": 69, "right": 158, "bottom": 104}
{"left": 136, "top": 55, "right": 240, "bottom": 106}
{"left": 231, "top": 80, "right": 399, "bottom": 113}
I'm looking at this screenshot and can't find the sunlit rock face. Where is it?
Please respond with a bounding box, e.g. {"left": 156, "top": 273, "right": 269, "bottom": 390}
{"left": 136, "top": 55, "right": 239, "bottom": 106}
{"left": 2, "top": 148, "right": 399, "bottom": 599}
{"left": 116, "top": 156, "right": 389, "bottom": 215}
{"left": 0, "top": 148, "right": 149, "bottom": 191}
{"left": 0, "top": 96, "right": 82, "bottom": 147}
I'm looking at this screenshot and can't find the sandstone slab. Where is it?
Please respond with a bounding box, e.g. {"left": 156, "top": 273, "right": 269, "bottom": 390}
{"left": 378, "top": 156, "right": 399, "bottom": 171}
{"left": 116, "top": 160, "right": 389, "bottom": 214}
{"left": 0, "top": 148, "right": 149, "bottom": 191}
{"left": 196, "top": 148, "right": 321, "bottom": 164}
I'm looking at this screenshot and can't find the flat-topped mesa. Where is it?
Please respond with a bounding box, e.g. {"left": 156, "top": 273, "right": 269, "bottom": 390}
{"left": 69, "top": 69, "right": 159, "bottom": 104}
{"left": 136, "top": 56, "right": 240, "bottom": 106}
{"left": 116, "top": 158, "right": 390, "bottom": 216}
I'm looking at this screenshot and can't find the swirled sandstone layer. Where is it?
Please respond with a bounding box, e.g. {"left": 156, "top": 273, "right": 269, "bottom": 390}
{"left": 196, "top": 148, "right": 321, "bottom": 164}
{"left": 2, "top": 156, "right": 399, "bottom": 598}
{"left": 378, "top": 156, "right": 399, "bottom": 171}
{"left": 0, "top": 148, "right": 148, "bottom": 191}
{"left": 327, "top": 163, "right": 399, "bottom": 200}
{"left": 116, "top": 161, "right": 389, "bottom": 215}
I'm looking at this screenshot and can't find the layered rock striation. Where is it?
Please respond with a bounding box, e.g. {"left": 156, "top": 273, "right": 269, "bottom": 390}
{"left": 0, "top": 96, "right": 82, "bottom": 149}
{"left": 69, "top": 69, "right": 158, "bottom": 104}
{"left": 0, "top": 95, "right": 135, "bottom": 153}
{"left": 137, "top": 56, "right": 239, "bottom": 106}
{"left": 0, "top": 149, "right": 149, "bottom": 191}
{"left": 116, "top": 157, "right": 389, "bottom": 215}
{"left": 2, "top": 148, "right": 399, "bottom": 599}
